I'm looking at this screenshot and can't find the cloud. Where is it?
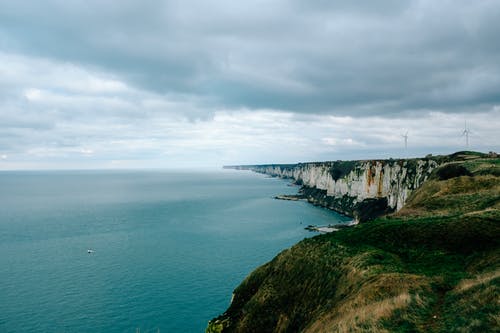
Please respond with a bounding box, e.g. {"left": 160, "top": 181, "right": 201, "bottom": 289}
{"left": 0, "top": 1, "right": 499, "bottom": 169}
{"left": 1, "top": 1, "right": 500, "bottom": 115}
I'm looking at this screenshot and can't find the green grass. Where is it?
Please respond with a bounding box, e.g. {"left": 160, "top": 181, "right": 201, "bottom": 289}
{"left": 209, "top": 212, "right": 498, "bottom": 332}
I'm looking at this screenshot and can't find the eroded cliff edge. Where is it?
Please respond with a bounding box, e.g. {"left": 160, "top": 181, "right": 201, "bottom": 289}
{"left": 210, "top": 152, "right": 500, "bottom": 333}
{"left": 226, "top": 157, "right": 443, "bottom": 222}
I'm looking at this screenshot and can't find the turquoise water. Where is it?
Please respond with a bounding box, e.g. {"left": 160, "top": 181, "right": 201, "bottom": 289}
{"left": 0, "top": 169, "right": 350, "bottom": 332}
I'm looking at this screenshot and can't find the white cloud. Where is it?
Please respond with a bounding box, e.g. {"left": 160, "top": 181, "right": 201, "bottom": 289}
{"left": 322, "top": 136, "right": 364, "bottom": 147}
{"left": 24, "top": 88, "right": 42, "bottom": 101}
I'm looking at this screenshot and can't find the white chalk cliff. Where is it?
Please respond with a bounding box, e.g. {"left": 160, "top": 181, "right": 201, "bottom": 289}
{"left": 227, "top": 158, "right": 441, "bottom": 221}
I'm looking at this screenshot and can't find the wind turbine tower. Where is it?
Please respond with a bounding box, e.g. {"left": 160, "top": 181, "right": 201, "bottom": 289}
{"left": 462, "top": 121, "right": 471, "bottom": 148}
{"left": 402, "top": 131, "right": 408, "bottom": 150}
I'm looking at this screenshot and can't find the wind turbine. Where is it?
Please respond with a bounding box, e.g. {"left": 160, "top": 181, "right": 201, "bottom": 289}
{"left": 402, "top": 131, "right": 408, "bottom": 150}
{"left": 462, "top": 121, "right": 471, "bottom": 148}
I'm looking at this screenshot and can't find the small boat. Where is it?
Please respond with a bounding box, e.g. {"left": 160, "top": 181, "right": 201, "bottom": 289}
{"left": 87, "top": 249, "right": 95, "bottom": 254}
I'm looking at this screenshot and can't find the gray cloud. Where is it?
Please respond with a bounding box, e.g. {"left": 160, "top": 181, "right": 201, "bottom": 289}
{"left": 1, "top": 0, "right": 499, "bottom": 116}
{"left": 0, "top": 1, "right": 499, "bottom": 169}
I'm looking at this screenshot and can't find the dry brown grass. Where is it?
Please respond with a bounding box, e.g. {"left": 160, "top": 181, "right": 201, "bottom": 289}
{"left": 304, "top": 273, "right": 431, "bottom": 333}
{"left": 454, "top": 269, "right": 500, "bottom": 292}
{"left": 433, "top": 175, "right": 499, "bottom": 196}
{"left": 464, "top": 206, "right": 499, "bottom": 217}
{"left": 274, "top": 314, "right": 290, "bottom": 333}
{"left": 394, "top": 173, "right": 500, "bottom": 219}
{"left": 304, "top": 294, "right": 411, "bottom": 333}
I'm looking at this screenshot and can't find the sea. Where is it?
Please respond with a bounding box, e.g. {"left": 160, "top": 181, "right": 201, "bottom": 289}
{"left": 0, "top": 169, "right": 350, "bottom": 332}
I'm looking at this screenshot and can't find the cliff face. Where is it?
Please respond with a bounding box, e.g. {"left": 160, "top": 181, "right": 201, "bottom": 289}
{"left": 228, "top": 158, "right": 440, "bottom": 221}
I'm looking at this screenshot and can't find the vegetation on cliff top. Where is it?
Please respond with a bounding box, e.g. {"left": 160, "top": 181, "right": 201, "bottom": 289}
{"left": 208, "top": 153, "right": 500, "bottom": 333}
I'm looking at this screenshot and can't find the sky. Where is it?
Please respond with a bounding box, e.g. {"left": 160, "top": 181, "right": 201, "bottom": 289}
{"left": 0, "top": 0, "right": 499, "bottom": 170}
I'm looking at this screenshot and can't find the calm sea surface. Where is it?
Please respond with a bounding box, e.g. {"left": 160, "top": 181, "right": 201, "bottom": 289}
{"left": 0, "top": 169, "right": 350, "bottom": 332}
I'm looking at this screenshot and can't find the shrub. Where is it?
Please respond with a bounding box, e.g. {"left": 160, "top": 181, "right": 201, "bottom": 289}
{"left": 435, "top": 164, "right": 472, "bottom": 180}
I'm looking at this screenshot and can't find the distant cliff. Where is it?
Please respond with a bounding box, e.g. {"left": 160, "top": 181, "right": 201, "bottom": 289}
{"left": 226, "top": 157, "right": 441, "bottom": 222}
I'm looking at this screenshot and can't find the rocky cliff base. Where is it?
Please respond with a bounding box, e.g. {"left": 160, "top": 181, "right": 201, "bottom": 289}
{"left": 227, "top": 155, "right": 448, "bottom": 222}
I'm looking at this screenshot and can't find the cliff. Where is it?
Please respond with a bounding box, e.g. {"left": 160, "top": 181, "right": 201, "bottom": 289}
{"left": 226, "top": 157, "right": 443, "bottom": 222}
{"left": 210, "top": 152, "right": 500, "bottom": 333}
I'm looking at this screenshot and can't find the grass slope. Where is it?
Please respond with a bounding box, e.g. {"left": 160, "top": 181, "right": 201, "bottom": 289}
{"left": 207, "top": 153, "right": 500, "bottom": 333}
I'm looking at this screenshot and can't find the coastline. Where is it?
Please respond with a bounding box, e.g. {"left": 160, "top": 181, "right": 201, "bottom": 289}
{"left": 209, "top": 152, "right": 500, "bottom": 332}
{"left": 304, "top": 220, "right": 357, "bottom": 233}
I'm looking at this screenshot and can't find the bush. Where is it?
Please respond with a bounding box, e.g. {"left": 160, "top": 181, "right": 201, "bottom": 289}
{"left": 435, "top": 164, "right": 472, "bottom": 180}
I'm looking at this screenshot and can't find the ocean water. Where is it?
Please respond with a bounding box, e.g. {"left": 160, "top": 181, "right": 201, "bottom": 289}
{"left": 0, "top": 169, "right": 350, "bottom": 332}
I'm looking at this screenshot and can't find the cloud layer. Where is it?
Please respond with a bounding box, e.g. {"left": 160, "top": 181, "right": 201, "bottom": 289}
{"left": 0, "top": 1, "right": 499, "bottom": 169}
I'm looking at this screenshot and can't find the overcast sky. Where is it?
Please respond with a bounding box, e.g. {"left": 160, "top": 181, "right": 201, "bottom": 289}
{"left": 1, "top": 0, "right": 499, "bottom": 170}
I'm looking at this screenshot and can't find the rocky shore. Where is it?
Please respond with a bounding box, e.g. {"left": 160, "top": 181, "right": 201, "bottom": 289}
{"left": 226, "top": 156, "right": 447, "bottom": 222}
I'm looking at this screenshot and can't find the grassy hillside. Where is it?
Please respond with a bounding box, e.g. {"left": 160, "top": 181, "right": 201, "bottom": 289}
{"left": 207, "top": 153, "right": 500, "bottom": 333}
